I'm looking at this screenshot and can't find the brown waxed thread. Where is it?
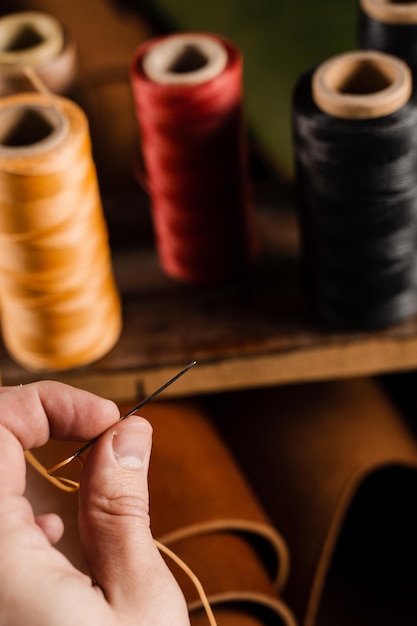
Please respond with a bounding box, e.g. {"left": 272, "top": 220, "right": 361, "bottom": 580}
{"left": 24, "top": 362, "right": 290, "bottom": 625}
{"left": 25, "top": 362, "right": 218, "bottom": 625}
{"left": 0, "top": 92, "right": 122, "bottom": 371}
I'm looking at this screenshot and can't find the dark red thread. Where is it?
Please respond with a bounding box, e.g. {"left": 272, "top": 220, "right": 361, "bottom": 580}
{"left": 130, "top": 33, "right": 257, "bottom": 284}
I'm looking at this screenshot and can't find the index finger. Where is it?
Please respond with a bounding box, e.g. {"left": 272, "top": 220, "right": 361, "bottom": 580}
{"left": 0, "top": 381, "right": 120, "bottom": 451}
{"left": 0, "top": 381, "right": 119, "bottom": 497}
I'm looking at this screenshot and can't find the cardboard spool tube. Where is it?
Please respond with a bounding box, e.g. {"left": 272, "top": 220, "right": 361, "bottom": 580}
{"left": 312, "top": 49, "right": 412, "bottom": 119}
{"left": 142, "top": 33, "right": 228, "bottom": 86}
{"left": 209, "top": 378, "right": 417, "bottom": 626}
{"left": 0, "top": 11, "right": 77, "bottom": 97}
{"left": 360, "top": 0, "right": 417, "bottom": 24}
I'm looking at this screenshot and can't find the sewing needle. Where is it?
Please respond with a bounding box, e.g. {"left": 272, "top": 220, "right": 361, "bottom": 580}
{"left": 48, "top": 361, "right": 197, "bottom": 475}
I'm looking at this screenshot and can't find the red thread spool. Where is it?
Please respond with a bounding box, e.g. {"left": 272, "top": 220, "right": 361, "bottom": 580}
{"left": 131, "top": 33, "right": 257, "bottom": 284}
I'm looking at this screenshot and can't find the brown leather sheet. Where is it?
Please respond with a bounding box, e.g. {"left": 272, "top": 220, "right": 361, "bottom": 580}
{"left": 208, "top": 377, "right": 417, "bottom": 626}
{"left": 25, "top": 398, "right": 296, "bottom": 626}
{"left": 132, "top": 400, "right": 296, "bottom": 626}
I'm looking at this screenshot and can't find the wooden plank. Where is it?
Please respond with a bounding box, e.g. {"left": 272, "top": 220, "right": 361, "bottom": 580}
{"left": 1, "top": 2, "right": 416, "bottom": 399}
{"left": 1, "top": 179, "right": 417, "bottom": 401}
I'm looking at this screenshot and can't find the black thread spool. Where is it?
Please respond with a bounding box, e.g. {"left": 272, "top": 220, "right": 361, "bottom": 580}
{"left": 292, "top": 50, "right": 417, "bottom": 330}
{"left": 359, "top": 1, "right": 417, "bottom": 78}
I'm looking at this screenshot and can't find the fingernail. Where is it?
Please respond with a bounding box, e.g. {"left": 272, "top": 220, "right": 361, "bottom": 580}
{"left": 112, "top": 421, "right": 152, "bottom": 469}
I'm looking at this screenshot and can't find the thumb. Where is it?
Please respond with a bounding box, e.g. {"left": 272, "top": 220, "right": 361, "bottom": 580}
{"left": 78, "top": 415, "right": 189, "bottom": 623}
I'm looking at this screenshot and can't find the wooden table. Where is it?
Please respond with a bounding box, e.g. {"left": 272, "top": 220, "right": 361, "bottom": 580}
{"left": 1, "top": 174, "right": 417, "bottom": 402}
{"left": 1, "top": 1, "right": 417, "bottom": 401}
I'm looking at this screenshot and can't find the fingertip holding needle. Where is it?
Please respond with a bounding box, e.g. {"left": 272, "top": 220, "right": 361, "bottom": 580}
{"left": 47, "top": 361, "right": 197, "bottom": 477}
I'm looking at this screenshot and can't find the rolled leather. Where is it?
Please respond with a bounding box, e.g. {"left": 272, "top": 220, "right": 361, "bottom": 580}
{"left": 209, "top": 377, "right": 417, "bottom": 626}
{"left": 137, "top": 400, "right": 297, "bottom": 626}
{"left": 25, "top": 397, "right": 296, "bottom": 626}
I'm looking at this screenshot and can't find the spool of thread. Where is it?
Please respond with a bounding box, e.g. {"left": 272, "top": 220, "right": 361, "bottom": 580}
{"left": 0, "top": 11, "right": 78, "bottom": 97}
{"left": 0, "top": 92, "right": 122, "bottom": 371}
{"left": 292, "top": 49, "right": 417, "bottom": 329}
{"left": 130, "top": 32, "right": 257, "bottom": 284}
{"left": 359, "top": 0, "right": 417, "bottom": 76}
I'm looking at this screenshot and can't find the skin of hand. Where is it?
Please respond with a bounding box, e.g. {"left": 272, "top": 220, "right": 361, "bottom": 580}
{"left": 0, "top": 381, "right": 190, "bottom": 626}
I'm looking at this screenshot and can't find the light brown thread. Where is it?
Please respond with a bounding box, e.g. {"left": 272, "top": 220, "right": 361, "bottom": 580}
{"left": 155, "top": 540, "right": 217, "bottom": 626}
{"left": 24, "top": 450, "right": 81, "bottom": 492}
{"left": 25, "top": 449, "right": 218, "bottom": 625}
{"left": 23, "top": 65, "right": 59, "bottom": 104}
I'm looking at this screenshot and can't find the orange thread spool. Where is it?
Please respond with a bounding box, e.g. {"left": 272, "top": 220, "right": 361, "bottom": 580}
{"left": 0, "top": 92, "right": 122, "bottom": 371}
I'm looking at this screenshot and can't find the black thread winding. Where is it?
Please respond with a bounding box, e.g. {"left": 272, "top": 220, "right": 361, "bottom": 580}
{"left": 359, "top": 7, "right": 417, "bottom": 76}
{"left": 292, "top": 68, "right": 417, "bottom": 330}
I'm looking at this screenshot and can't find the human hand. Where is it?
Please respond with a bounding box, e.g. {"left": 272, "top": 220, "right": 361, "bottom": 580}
{"left": 0, "top": 381, "right": 189, "bottom": 626}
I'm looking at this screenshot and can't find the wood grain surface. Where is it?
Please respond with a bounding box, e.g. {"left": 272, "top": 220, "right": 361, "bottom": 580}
{"left": 1, "top": 176, "right": 417, "bottom": 401}
{"left": 0, "top": 1, "right": 416, "bottom": 400}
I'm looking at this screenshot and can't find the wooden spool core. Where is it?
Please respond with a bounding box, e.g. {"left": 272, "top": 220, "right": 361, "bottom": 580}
{"left": 312, "top": 50, "right": 412, "bottom": 119}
